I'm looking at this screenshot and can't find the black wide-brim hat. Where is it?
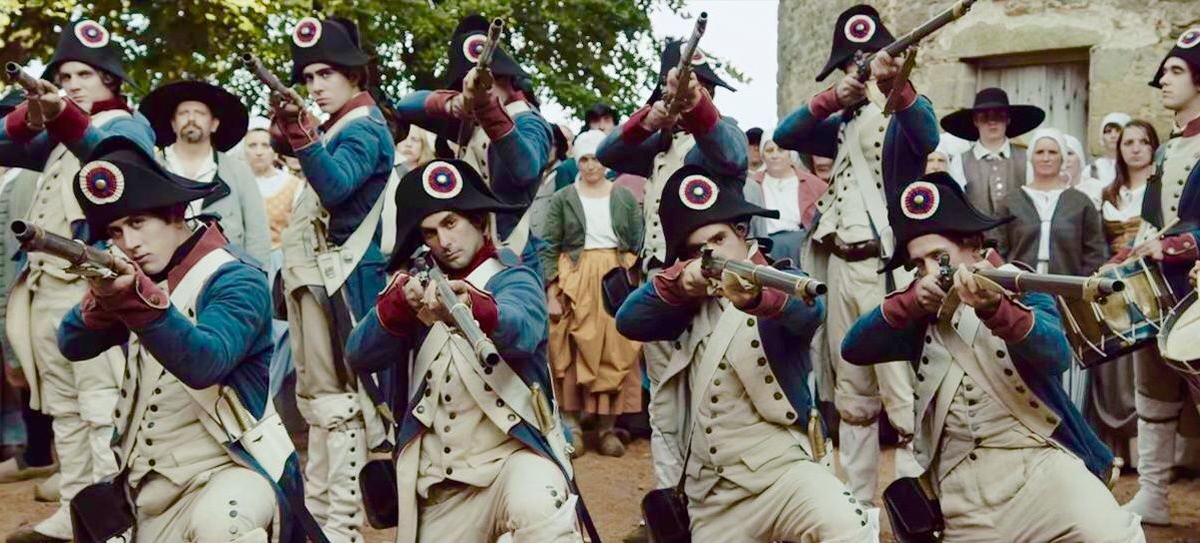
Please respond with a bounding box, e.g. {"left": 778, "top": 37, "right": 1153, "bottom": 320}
{"left": 883, "top": 171, "right": 1012, "bottom": 272}
{"left": 647, "top": 38, "right": 736, "bottom": 105}
{"left": 138, "top": 81, "right": 250, "bottom": 152}
{"left": 444, "top": 14, "right": 529, "bottom": 90}
{"left": 1150, "top": 26, "right": 1200, "bottom": 88}
{"left": 41, "top": 19, "right": 127, "bottom": 83}
{"left": 74, "top": 136, "right": 218, "bottom": 242}
{"left": 817, "top": 5, "right": 895, "bottom": 82}
{"left": 939, "top": 87, "right": 1046, "bottom": 141}
{"left": 290, "top": 17, "right": 371, "bottom": 84}
{"left": 659, "top": 164, "right": 777, "bottom": 265}
{"left": 386, "top": 158, "right": 525, "bottom": 272}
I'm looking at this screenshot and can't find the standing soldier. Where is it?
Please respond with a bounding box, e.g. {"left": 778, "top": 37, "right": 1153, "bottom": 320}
{"left": 392, "top": 14, "right": 553, "bottom": 275}
{"left": 0, "top": 19, "right": 155, "bottom": 543}
{"left": 772, "top": 5, "right": 939, "bottom": 532}
{"left": 56, "top": 136, "right": 317, "bottom": 543}
{"left": 272, "top": 16, "right": 395, "bottom": 543}
{"left": 596, "top": 37, "right": 746, "bottom": 499}
{"left": 345, "top": 159, "right": 595, "bottom": 543}
{"left": 615, "top": 165, "right": 870, "bottom": 541}
{"left": 139, "top": 80, "right": 272, "bottom": 264}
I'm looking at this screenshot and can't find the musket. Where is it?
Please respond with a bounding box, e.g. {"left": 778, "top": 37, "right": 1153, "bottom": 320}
{"left": 240, "top": 53, "right": 301, "bottom": 106}
{"left": 937, "top": 254, "right": 1124, "bottom": 301}
{"left": 701, "top": 247, "right": 827, "bottom": 300}
{"left": 662, "top": 11, "right": 708, "bottom": 119}
{"left": 853, "top": 0, "right": 978, "bottom": 82}
{"left": 11, "top": 220, "right": 119, "bottom": 279}
{"left": 454, "top": 18, "right": 505, "bottom": 159}
{"left": 5, "top": 62, "right": 40, "bottom": 93}
{"left": 424, "top": 258, "right": 502, "bottom": 366}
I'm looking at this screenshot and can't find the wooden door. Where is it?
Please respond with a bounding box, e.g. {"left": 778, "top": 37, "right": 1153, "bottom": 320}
{"left": 977, "top": 56, "right": 1090, "bottom": 144}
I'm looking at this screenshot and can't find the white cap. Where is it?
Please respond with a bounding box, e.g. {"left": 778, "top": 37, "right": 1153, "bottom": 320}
{"left": 247, "top": 116, "right": 271, "bottom": 132}
{"left": 572, "top": 129, "right": 606, "bottom": 160}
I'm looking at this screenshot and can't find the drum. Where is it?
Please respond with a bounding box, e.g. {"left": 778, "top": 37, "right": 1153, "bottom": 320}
{"left": 1160, "top": 288, "right": 1200, "bottom": 392}
{"left": 1058, "top": 258, "right": 1178, "bottom": 368}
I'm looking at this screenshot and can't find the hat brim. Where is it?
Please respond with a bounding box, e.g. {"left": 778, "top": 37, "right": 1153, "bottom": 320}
{"left": 880, "top": 215, "right": 1014, "bottom": 273}
{"left": 139, "top": 82, "right": 249, "bottom": 152}
{"left": 664, "top": 203, "right": 779, "bottom": 265}
{"left": 939, "top": 104, "right": 1046, "bottom": 141}
{"left": 385, "top": 200, "right": 525, "bottom": 272}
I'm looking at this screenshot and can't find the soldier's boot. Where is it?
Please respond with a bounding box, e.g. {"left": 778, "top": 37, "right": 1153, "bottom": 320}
{"left": 1124, "top": 397, "right": 1179, "bottom": 526}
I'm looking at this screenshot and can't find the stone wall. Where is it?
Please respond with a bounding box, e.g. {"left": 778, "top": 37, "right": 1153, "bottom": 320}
{"left": 777, "top": 0, "right": 1200, "bottom": 153}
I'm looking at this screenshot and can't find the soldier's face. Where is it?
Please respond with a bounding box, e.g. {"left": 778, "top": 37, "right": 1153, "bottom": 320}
{"left": 55, "top": 61, "right": 114, "bottom": 113}
{"left": 684, "top": 223, "right": 750, "bottom": 262}
{"left": 171, "top": 101, "right": 218, "bottom": 145}
{"left": 1159, "top": 57, "right": 1200, "bottom": 111}
{"left": 420, "top": 211, "right": 487, "bottom": 271}
{"left": 906, "top": 233, "right": 977, "bottom": 278}
{"left": 303, "top": 63, "right": 357, "bottom": 114}
{"left": 107, "top": 212, "right": 192, "bottom": 276}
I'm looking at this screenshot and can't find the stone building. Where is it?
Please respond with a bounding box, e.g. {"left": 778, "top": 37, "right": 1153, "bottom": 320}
{"left": 777, "top": 0, "right": 1200, "bottom": 154}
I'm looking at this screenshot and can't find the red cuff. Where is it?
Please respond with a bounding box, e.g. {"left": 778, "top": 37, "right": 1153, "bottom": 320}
{"left": 44, "top": 100, "right": 90, "bottom": 144}
{"left": 979, "top": 295, "right": 1035, "bottom": 343}
{"left": 465, "top": 285, "right": 499, "bottom": 335}
{"left": 621, "top": 106, "right": 655, "bottom": 144}
{"left": 93, "top": 271, "right": 169, "bottom": 329}
{"left": 376, "top": 274, "right": 418, "bottom": 335}
{"left": 423, "top": 90, "right": 460, "bottom": 118}
{"left": 273, "top": 111, "right": 319, "bottom": 153}
{"left": 1108, "top": 246, "right": 1132, "bottom": 265}
{"left": 881, "top": 282, "right": 929, "bottom": 328}
{"left": 678, "top": 90, "right": 719, "bottom": 136}
{"left": 651, "top": 259, "right": 697, "bottom": 306}
{"left": 737, "top": 288, "right": 787, "bottom": 318}
{"left": 475, "top": 97, "right": 515, "bottom": 141}
{"left": 4, "top": 103, "right": 41, "bottom": 144}
{"left": 808, "top": 87, "right": 840, "bottom": 120}
{"left": 881, "top": 80, "right": 918, "bottom": 112}
{"left": 79, "top": 291, "right": 121, "bottom": 330}
{"left": 1162, "top": 233, "right": 1199, "bottom": 264}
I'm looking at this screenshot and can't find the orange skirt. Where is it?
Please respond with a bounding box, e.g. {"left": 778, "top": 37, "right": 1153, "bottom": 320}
{"left": 550, "top": 249, "right": 642, "bottom": 415}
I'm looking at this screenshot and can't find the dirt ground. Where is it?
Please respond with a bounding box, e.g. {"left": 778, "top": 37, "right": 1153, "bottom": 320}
{"left": 2, "top": 440, "right": 1197, "bottom": 542}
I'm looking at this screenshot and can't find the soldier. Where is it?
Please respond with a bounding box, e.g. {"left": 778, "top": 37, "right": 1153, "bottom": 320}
{"left": 772, "top": 6, "right": 939, "bottom": 529}
{"left": 54, "top": 135, "right": 317, "bottom": 543}
{"left": 392, "top": 14, "right": 553, "bottom": 275}
{"left": 615, "top": 164, "right": 870, "bottom": 541}
{"left": 345, "top": 159, "right": 595, "bottom": 543}
{"left": 841, "top": 171, "right": 1144, "bottom": 541}
{"left": 271, "top": 16, "right": 395, "bottom": 543}
{"left": 139, "top": 80, "right": 272, "bottom": 264}
{"left": 596, "top": 37, "right": 746, "bottom": 499}
{"left": 0, "top": 19, "right": 155, "bottom": 543}
{"left": 1119, "top": 26, "right": 1200, "bottom": 526}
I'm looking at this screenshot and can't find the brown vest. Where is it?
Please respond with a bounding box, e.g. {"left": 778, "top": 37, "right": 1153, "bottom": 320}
{"left": 962, "top": 146, "right": 1027, "bottom": 218}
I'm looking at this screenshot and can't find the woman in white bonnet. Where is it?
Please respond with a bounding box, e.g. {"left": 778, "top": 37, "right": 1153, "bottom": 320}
{"left": 1063, "top": 133, "right": 1106, "bottom": 209}
{"left": 1090, "top": 112, "right": 1132, "bottom": 185}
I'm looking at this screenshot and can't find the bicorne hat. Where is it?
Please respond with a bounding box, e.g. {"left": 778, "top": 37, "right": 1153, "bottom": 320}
{"left": 1150, "top": 26, "right": 1200, "bottom": 88}
{"left": 289, "top": 17, "right": 371, "bottom": 84}
{"left": 659, "top": 165, "right": 776, "bottom": 265}
{"left": 42, "top": 19, "right": 128, "bottom": 83}
{"left": 882, "top": 172, "right": 1012, "bottom": 272}
{"left": 816, "top": 5, "right": 895, "bottom": 82}
{"left": 443, "top": 14, "right": 529, "bottom": 90}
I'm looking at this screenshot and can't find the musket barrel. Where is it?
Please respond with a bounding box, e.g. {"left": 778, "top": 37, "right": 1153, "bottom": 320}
{"left": 5, "top": 62, "right": 40, "bottom": 92}
{"left": 241, "top": 53, "right": 294, "bottom": 99}
{"left": 428, "top": 264, "right": 502, "bottom": 366}
{"left": 976, "top": 268, "right": 1124, "bottom": 299}
{"left": 11, "top": 220, "right": 119, "bottom": 272}
{"left": 704, "top": 252, "right": 827, "bottom": 299}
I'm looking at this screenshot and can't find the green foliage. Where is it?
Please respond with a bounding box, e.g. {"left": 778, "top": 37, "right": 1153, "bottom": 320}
{"left": 0, "top": 0, "right": 687, "bottom": 117}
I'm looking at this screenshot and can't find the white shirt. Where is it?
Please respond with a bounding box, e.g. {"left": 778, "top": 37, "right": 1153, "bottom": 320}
{"left": 163, "top": 145, "right": 218, "bottom": 218}
{"left": 1020, "top": 186, "right": 1066, "bottom": 273}
{"left": 1101, "top": 184, "right": 1147, "bottom": 222}
{"left": 1072, "top": 176, "right": 1107, "bottom": 210}
{"left": 1090, "top": 157, "right": 1118, "bottom": 187}
{"left": 580, "top": 192, "right": 619, "bottom": 249}
{"left": 948, "top": 139, "right": 1013, "bottom": 188}
{"left": 760, "top": 173, "right": 802, "bottom": 235}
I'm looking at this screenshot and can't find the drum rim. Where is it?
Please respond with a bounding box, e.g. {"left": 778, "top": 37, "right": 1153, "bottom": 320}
{"left": 1159, "top": 289, "right": 1199, "bottom": 369}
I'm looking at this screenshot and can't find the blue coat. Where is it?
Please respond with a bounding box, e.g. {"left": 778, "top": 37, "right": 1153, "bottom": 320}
{"left": 840, "top": 292, "right": 1113, "bottom": 479}
{"left": 596, "top": 115, "right": 748, "bottom": 181}
{"left": 1143, "top": 139, "right": 1200, "bottom": 295}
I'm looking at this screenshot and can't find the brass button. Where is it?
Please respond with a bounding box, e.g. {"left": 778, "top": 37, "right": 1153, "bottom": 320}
{"left": 764, "top": 375, "right": 774, "bottom": 384}
{"left": 1029, "top": 401, "right": 1039, "bottom": 408}
{"left": 757, "top": 358, "right": 766, "bottom": 367}
{"left": 751, "top": 340, "right": 760, "bottom": 348}
{"left": 773, "top": 392, "right": 783, "bottom": 400}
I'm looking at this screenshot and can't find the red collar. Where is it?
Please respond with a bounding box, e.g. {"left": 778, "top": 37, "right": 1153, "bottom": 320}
{"left": 1180, "top": 115, "right": 1200, "bottom": 138}
{"left": 90, "top": 96, "right": 131, "bottom": 115}
{"left": 982, "top": 248, "right": 1005, "bottom": 267}
{"left": 446, "top": 239, "right": 499, "bottom": 280}
{"left": 749, "top": 246, "right": 770, "bottom": 265}
{"left": 320, "top": 91, "right": 375, "bottom": 131}
{"left": 166, "top": 225, "right": 231, "bottom": 291}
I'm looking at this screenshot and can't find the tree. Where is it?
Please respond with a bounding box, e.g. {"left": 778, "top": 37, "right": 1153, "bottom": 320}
{"left": 0, "top": 0, "right": 689, "bottom": 118}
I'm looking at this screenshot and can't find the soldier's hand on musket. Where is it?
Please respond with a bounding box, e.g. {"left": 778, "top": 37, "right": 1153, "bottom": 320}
{"left": 720, "top": 270, "right": 761, "bottom": 308}
{"left": 954, "top": 262, "right": 1001, "bottom": 314}
{"left": 85, "top": 256, "right": 138, "bottom": 299}
{"left": 423, "top": 279, "right": 473, "bottom": 325}
{"left": 269, "top": 89, "right": 307, "bottom": 121}
{"left": 665, "top": 67, "right": 702, "bottom": 112}
{"left": 679, "top": 258, "right": 710, "bottom": 298}
{"left": 869, "top": 50, "right": 904, "bottom": 83}
{"left": 640, "top": 101, "right": 675, "bottom": 132}
{"left": 444, "top": 94, "right": 469, "bottom": 120}
{"left": 25, "top": 79, "right": 64, "bottom": 128}
{"left": 912, "top": 271, "right": 947, "bottom": 315}
{"left": 401, "top": 275, "right": 426, "bottom": 313}
{"left": 834, "top": 71, "right": 868, "bottom": 108}
{"left": 462, "top": 66, "right": 494, "bottom": 112}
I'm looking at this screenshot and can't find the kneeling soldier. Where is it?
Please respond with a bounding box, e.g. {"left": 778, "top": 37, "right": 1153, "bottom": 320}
{"left": 615, "top": 164, "right": 871, "bottom": 542}
{"left": 346, "top": 159, "right": 595, "bottom": 543}
{"left": 56, "top": 136, "right": 313, "bottom": 543}
{"left": 842, "top": 172, "right": 1144, "bottom": 542}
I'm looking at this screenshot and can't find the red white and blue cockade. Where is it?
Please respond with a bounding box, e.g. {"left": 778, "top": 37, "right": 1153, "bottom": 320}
{"left": 901, "top": 181, "right": 940, "bottom": 220}
{"left": 293, "top": 17, "right": 322, "bottom": 48}
{"left": 463, "top": 34, "right": 488, "bottom": 63}
{"left": 844, "top": 14, "right": 876, "bottom": 44}
{"left": 74, "top": 20, "right": 110, "bottom": 49}
{"left": 679, "top": 175, "right": 719, "bottom": 211}
{"left": 1179, "top": 27, "right": 1200, "bottom": 49}
{"left": 79, "top": 161, "right": 125, "bottom": 205}
{"left": 422, "top": 161, "right": 464, "bottom": 200}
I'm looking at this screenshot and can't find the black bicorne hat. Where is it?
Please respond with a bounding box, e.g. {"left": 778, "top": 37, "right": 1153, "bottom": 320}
{"left": 443, "top": 14, "right": 529, "bottom": 90}
{"left": 138, "top": 81, "right": 250, "bottom": 152}
{"left": 1150, "top": 26, "right": 1200, "bottom": 88}
{"left": 75, "top": 136, "right": 218, "bottom": 242}
{"left": 939, "top": 87, "right": 1046, "bottom": 141}
{"left": 745, "top": 127, "right": 763, "bottom": 146}
{"left": 41, "top": 19, "right": 128, "bottom": 83}
{"left": 290, "top": 17, "right": 371, "bottom": 84}
{"left": 386, "top": 159, "right": 524, "bottom": 272}
{"left": 816, "top": 5, "right": 895, "bottom": 82}
{"left": 647, "top": 39, "right": 735, "bottom": 104}
{"left": 659, "top": 164, "right": 776, "bottom": 265}
{"left": 882, "top": 172, "right": 1012, "bottom": 272}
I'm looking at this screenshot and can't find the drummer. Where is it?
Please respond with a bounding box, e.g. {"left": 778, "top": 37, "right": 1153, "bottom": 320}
{"left": 1116, "top": 26, "right": 1200, "bottom": 527}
